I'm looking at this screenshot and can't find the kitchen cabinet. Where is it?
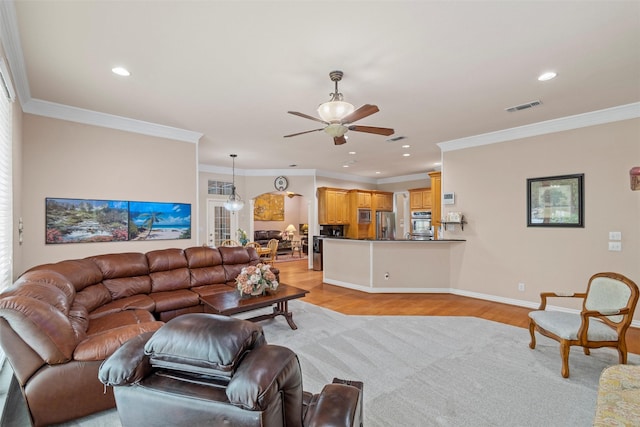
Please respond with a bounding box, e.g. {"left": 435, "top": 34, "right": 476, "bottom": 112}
{"left": 347, "top": 190, "right": 373, "bottom": 239}
{"left": 349, "top": 190, "right": 372, "bottom": 208}
{"left": 318, "top": 187, "right": 349, "bottom": 225}
{"left": 372, "top": 191, "right": 393, "bottom": 211}
{"left": 428, "top": 171, "right": 441, "bottom": 228}
{"left": 409, "top": 188, "right": 431, "bottom": 210}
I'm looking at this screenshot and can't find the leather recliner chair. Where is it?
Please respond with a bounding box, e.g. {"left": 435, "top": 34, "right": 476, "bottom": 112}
{"left": 99, "top": 313, "right": 363, "bottom": 427}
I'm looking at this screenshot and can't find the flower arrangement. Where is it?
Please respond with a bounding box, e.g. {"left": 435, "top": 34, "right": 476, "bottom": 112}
{"left": 236, "top": 263, "right": 279, "bottom": 296}
{"left": 237, "top": 228, "right": 249, "bottom": 246}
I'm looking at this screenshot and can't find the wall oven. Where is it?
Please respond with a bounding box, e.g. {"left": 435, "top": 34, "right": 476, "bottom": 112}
{"left": 410, "top": 210, "right": 432, "bottom": 239}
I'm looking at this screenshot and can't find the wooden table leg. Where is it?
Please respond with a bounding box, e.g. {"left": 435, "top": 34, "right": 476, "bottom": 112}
{"left": 273, "top": 301, "right": 298, "bottom": 330}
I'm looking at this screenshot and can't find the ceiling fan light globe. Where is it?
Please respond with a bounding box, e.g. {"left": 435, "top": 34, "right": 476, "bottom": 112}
{"left": 317, "top": 101, "right": 355, "bottom": 123}
{"left": 324, "top": 123, "right": 348, "bottom": 138}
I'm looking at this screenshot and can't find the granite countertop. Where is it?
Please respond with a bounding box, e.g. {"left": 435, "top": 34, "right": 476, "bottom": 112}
{"left": 318, "top": 236, "right": 465, "bottom": 242}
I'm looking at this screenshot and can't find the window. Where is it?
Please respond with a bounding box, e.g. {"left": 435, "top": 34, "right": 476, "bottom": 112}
{"left": 0, "top": 59, "right": 13, "bottom": 292}
{"left": 0, "top": 58, "right": 15, "bottom": 365}
{"left": 208, "top": 179, "right": 233, "bottom": 195}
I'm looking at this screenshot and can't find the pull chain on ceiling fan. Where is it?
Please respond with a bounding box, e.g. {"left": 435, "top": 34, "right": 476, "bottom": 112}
{"left": 284, "top": 71, "right": 394, "bottom": 145}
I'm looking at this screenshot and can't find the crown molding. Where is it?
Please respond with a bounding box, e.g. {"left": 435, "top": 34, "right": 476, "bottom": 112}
{"left": 24, "top": 98, "right": 202, "bottom": 143}
{"left": 0, "top": 0, "right": 30, "bottom": 105}
{"left": 438, "top": 102, "right": 640, "bottom": 152}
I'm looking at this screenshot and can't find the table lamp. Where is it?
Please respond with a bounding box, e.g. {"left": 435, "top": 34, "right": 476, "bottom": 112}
{"left": 285, "top": 224, "right": 296, "bottom": 240}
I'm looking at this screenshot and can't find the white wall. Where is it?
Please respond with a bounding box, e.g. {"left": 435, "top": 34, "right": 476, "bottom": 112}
{"left": 19, "top": 114, "right": 198, "bottom": 271}
{"left": 443, "top": 118, "right": 640, "bottom": 321}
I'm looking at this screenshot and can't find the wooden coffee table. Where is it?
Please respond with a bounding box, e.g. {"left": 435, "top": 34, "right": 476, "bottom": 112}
{"left": 199, "top": 283, "right": 309, "bottom": 330}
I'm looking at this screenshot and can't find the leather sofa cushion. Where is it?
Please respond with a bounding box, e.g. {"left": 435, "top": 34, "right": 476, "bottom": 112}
{"left": 149, "top": 289, "right": 200, "bottom": 312}
{"left": 150, "top": 268, "right": 191, "bottom": 292}
{"left": 75, "top": 311, "right": 163, "bottom": 361}
{"left": 147, "top": 248, "right": 188, "bottom": 272}
{"left": 185, "top": 246, "right": 223, "bottom": 268}
{"left": 91, "top": 253, "right": 149, "bottom": 279}
{"left": 219, "top": 247, "right": 251, "bottom": 282}
{"left": 103, "top": 275, "right": 152, "bottom": 299}
{"left": 189, "top": 265, "right": 227, "bottom": 287}
{"left": 12, "top": 270, "right": 76, "bottom": 302}
{"left": 87, "top": 309, "right": 156, "bottom": 335}
{"left": 75, "top": 283, "right": 113, "bottom": 314}
{"left": 29, "top": 259, "right": 103, "bottom": 291}
{"left": 144, "top": 313, "right": 265, "bottom": 378}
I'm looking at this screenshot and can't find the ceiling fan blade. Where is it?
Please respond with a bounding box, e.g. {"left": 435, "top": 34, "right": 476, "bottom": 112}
{"left": 348, "top": 125, "right": 395, "bottom": 136}
{"left": 334, "top": 136, "right": 347, "bottom": 145}
{"left": 284, "top": 128, "right": 325, "bottom": 138}
{"left": 340, "top": 104, "right": 379, "bottom": 124}
{"left": 287, "top": 111, "right": 328, "bottom": 124}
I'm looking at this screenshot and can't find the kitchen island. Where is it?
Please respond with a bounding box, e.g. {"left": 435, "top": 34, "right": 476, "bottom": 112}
{"left": 321, "top": 237, "right": 465, "bottom": 293}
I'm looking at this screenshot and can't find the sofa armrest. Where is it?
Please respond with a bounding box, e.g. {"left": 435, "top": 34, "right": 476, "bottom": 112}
{"left": 98, "top": 331, "right": 155, "bottom": 386}
{"left": 304, "top": 383, "right": 363, "bottom": 427}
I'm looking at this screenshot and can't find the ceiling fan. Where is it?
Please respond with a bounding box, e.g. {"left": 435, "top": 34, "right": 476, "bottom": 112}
{"left": 284, "top": 71, "right": 395, "bottom": 145}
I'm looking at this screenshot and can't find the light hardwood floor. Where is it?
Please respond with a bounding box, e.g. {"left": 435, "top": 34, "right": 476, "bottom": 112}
{"left": 276, "top": 259, "right": 640, "bottom": 355}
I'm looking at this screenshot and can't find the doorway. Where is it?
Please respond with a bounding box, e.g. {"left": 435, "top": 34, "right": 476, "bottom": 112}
{"left": 206, "top": 198, "right": 239, "bottom": 247}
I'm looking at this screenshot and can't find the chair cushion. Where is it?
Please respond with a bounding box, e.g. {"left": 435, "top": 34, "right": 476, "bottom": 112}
{"left": 144, "top": 313, "right": 265, "bottom": 378}
{"left": 529, "top": 311, "right": 619, "bottom": 341}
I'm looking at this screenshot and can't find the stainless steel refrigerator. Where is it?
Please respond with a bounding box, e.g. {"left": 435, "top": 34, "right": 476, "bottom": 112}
{"left": 376, "top": 211, "right": 396, "bottom": 240}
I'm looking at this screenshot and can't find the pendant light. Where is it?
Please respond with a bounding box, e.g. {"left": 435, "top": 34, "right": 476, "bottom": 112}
{"left": 224, "top": 154, "right": 244, "bottom": 212}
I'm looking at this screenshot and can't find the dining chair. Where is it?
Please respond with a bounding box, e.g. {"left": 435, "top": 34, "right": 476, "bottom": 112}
{"left": 220, "top": 239, "right": 240, "bottom": 247}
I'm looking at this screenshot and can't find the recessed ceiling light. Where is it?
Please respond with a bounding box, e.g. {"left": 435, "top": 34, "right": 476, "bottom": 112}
{"left": 375, "top": 171, "right": 381, "bottom": 174}
{"left": 403, "top": 153, "right": 411, "bottom": 157}
{"left": 401, "top": 144, "right": 410, "bottom": 149}
{"left": 538, "top": 71, "right": 557, "bottom": 81}
{"left": 343, "top": 164, "right": 350, "bottom": 168}
{"left": 112, "top": 66, "right": 130, "bottom": 77}
{"left": 348, "top": 151, "right": 356, "bottom": 155}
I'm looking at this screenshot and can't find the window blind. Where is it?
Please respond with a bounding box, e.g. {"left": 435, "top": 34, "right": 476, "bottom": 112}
{"left": 0, "top": 59, "right": 14, "bottom": 365}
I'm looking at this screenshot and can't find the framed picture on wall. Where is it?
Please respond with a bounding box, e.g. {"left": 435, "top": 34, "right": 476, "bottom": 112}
{"left": 527, "top": 174, "right": 584, "bottom": 227}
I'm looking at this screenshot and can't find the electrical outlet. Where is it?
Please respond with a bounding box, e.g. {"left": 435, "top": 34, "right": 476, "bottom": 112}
{"left": 609, "top": 231, "right": 622, "bottom": 241}
{"left": 518, "top": 282, "right": 525, "bottom": 292}
{"left": 608, "top": 241, "right": 622, "bottom": 251}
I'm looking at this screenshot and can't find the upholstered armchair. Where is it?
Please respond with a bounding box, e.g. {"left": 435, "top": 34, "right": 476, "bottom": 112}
{"left": 99, "top": 313, "right": 363, "bottom": 427}
{"left": 528, "top": 272, "right": 639, "bottom": 378}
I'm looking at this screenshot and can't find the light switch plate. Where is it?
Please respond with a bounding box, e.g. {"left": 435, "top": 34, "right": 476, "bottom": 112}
{"left": 608, "top": 241, "right": 622, "bottom": 251}
{"left": 609, "top": 231, "right": 622, "bottom": 241}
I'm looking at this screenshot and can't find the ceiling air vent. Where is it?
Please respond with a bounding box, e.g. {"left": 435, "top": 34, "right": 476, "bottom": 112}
{"left": 386, "top": 136, "right": 407, "bottom": 142}
{"left": 505, "top": 100, "right": 541, "bottom": 113}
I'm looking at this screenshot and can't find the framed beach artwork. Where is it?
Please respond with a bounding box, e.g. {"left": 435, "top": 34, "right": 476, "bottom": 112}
{"left": 527, "top": 174, "right": 584, "bottom": 227}
{"left": 46, "top": 198, "right": 191, "bottom": 244}
{"left": 128, "top": 201, "right": 191, "bottom": 240}
{"left": 46, "top": 198, "right": 129, "bottom": 244}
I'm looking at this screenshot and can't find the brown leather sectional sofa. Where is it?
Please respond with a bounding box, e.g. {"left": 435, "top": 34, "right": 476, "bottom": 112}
{"left": 0, "top": 245, "right": 272, "bottom": 426}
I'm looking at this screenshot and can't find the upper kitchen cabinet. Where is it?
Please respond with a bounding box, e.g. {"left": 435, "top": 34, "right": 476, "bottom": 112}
{"left": 349, "top": 190, "right": 372, "bottom": 209}
{"left": 318, "top": 187, "right": 349, "bottom": 225}
{"left": 409, "top": 188, "right": 431, "bottom": 210}
{"left": 372, "top": 191, "right": 393, "bottom": 211}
